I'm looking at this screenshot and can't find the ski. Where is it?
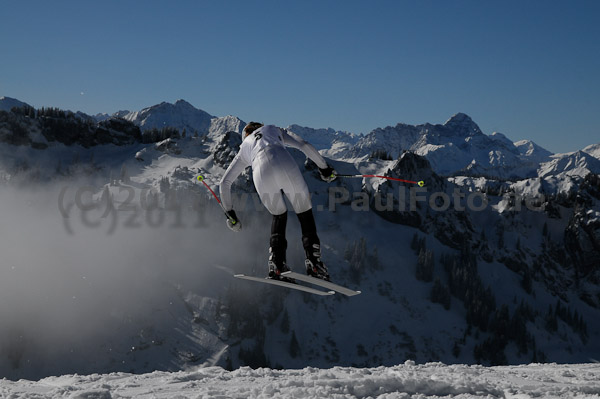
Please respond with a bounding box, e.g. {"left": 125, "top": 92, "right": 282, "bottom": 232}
{"left": 234, "top": 274, "right": 335, "bottom": 296}
{"left": 281, "top": 271, "right": 361, "bottom": 296}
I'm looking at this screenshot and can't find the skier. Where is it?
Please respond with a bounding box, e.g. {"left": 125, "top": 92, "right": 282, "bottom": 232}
{"left": 220, "top": 122, "right": 337, "bottom": 281}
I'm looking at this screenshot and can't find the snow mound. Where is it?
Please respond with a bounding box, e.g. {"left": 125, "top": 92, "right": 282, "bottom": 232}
{"left": 2, "top": 362, "right": 599, "bottom": 398}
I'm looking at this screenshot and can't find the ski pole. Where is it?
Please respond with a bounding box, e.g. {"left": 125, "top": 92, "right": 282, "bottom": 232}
{"left": 196, "top": 175, "right": 238, "bottom": 225}
{"left": 335, "top": 174, "right": 425, "bottom": 187}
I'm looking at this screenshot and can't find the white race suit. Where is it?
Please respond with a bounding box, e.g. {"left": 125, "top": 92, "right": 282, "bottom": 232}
{"left": 219, "top": 125, "right": 328, "bottom": 215}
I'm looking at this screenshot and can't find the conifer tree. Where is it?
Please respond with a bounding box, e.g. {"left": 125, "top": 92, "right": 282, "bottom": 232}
{"left": 289, "top": 332, "right": 300, "bottom": 358}
{"left": 280, "top": 310, "right": 290, "bottom": 334}
{"left": 416, "top": 248, "right": 434, "bottom": 282}
{"left": 430, "top": 278, "right": 451, "bottom": 310}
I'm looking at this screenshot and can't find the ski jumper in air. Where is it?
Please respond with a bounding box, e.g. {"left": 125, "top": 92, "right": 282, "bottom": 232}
{"left": 220, "top": 122, "right": 336, "bottom": 281}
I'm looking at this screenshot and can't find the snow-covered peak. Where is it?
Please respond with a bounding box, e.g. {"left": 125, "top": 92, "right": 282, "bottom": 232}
{"left": 288, "top": 124, "right": 357, "bottom": 148}
{"left": 343, "top": 114, "right": 540, "bottom": 177}
{"left": 120, "top": 99, "right": 214, "bottom": 134}
{"left": 443, "top": 113, "right": 482, "bottom": 137}
{"left": 0, "top": 96, "right": 31, "bottom": 111}
{"left": 582, "top": 143, "right": 600, "bottom": 160}
{"left": 287, "top": 124, "right": 360, "bottom": 158}
{"left": 539, "top": 150, "right": 600, "bottom": 178}
{"left": 208, "top": 115, "right": 245, "bottom": 140}
{"left": 173, "top": 99, "right": 198, "bottom": 110}
{"left": 514, "top": 139, "right": 553, "bottom": 160}
{"left": 344, "top": 123, "right": 422, "bottom": 161}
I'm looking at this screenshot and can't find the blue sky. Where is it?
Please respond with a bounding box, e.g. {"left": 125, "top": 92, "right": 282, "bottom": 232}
{"left": 1, "top": 0, "right": 598, "bottom": 153}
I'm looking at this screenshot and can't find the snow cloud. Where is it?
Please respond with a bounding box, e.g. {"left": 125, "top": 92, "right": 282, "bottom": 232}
{"left": 0, "top": 179, "right": 267, "bottom": 379}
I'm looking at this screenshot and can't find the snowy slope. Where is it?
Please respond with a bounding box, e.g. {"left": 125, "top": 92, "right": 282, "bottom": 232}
{"left": 2, "top": 362, "right": 599, "bottom": 398}
{"left": 539, "top": 150, "right": 600, "bottom": 178}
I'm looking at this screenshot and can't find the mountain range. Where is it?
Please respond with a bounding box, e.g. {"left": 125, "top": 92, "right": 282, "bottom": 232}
{"left": 1, "top": 96, "right": 599, "bottom": 379}
{"left": 3, "top": 96, "right": 599, "bottom": 180}
{"left": 92, "top": 102, "right": 600, "bottom": 181}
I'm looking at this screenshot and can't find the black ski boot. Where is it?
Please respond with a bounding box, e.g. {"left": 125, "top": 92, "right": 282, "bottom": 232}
{"left": 304, "top": 242, "right": 330, "bottom": 281}
{"left": 267, "top": 221, "right": 294, "bottom": 283}
{"left": 297, "top": 209, "right": 330, "bottom": 281}
{"left": 268, "top": 258, "right": 292, "bottom": 281}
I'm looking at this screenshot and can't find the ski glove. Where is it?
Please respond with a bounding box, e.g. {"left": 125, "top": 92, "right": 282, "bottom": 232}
{"left": 319, "top": 165, "right": 337, "bottom": 183}
{"left": 225, "top": 210, "right": 242, "bottom": 232}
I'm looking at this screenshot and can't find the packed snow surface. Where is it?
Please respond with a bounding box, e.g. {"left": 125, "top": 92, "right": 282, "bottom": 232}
{"left": 2, "top": 362, "right": 599, "bottom": 398}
